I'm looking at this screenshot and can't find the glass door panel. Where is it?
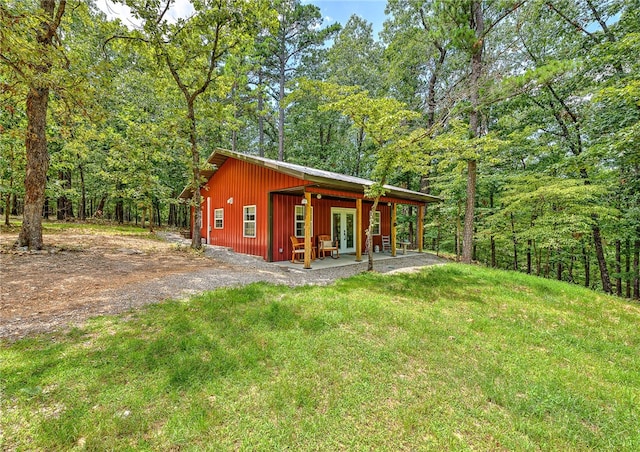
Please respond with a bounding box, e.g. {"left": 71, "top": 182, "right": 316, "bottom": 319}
{"left": 346, "top": 213, "right": 354, "bottom": 248}
{"left": 331, "top": 208, "right": 356, "bottom": 253}
{"left": 332, "top": 212, "right": 342, "bottom": 248}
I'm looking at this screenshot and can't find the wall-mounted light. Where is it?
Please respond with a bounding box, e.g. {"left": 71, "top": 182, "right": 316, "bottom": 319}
{"left": 227, "top": 197, "right": 234, "bottom": 205}
{"left": 316, "top": 194, "right": 322, "bottom": 199}
{"left": 387, "top": 202, "right": 392, "bottom": 207}
{"left": 301, "top": 198, "right": 308, "bottom": 205}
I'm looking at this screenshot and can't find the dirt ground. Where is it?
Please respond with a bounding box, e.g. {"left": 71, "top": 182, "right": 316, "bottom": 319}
{"left": 0, "top": 231, "right": 227, "bottom": 341}
{"left": 1, "top": 229, "right": 448, "bottom": 341}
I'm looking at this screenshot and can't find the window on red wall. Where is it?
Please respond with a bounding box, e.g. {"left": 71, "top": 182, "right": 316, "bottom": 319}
{"left": 243, "top": 205, "right": 256, "bottom": 238}
{"left": 294, "top": 205, "right": 313, "bottom": 237}
{"left": 214, "top": 208, "right": 223, "bottom": 229}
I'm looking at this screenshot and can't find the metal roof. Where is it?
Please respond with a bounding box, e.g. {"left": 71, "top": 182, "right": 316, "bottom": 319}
{"left": 179, "top": 148, "right": 442, "bottom": 204}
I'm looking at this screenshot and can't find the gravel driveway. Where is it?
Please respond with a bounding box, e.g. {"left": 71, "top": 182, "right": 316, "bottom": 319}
{"left": 0, "top": 231, "right": 447, "bottom": 341}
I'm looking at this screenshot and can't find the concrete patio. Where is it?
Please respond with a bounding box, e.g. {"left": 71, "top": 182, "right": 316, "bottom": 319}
{"left": 276, "top": 250, "right": 440, "bottom": 271}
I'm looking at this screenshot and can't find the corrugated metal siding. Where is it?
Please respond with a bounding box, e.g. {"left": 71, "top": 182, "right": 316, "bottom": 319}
{"left": 197, "top": 156, "right": 416, "bottom": 262}
{"left": 199, "top": 158, "right": 308, "bottom": 260}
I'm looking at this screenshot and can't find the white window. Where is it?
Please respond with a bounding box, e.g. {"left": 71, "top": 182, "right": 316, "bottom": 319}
{"left": 371, "top": 211, "right": 381, "bottom": 235}
{"left": 243, "top": 205, "right": 256, "bottom": 238}
{"left": 214, "top": 208, "right": 224, "bottom": 229}
{"left": 295, "top": 205, "right": 313, "bottom": 237}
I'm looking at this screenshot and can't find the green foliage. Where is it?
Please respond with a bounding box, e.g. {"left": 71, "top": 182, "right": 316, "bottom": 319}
{"left": 1, "top": 0, "right": 637, "bottom": 293}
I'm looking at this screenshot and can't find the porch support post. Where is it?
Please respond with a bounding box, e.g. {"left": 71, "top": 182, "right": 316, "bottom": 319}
{"left": 391, "top": 203, "right": 397, "bottom": 257}
{"left": 418, "top": 204, "right": 425, "bottom": 253}
{"left": 304, "top": 191, "right": 312, "bottom": 269}
{"left": 356, "top": 198, "right": 362, "bottom": 262}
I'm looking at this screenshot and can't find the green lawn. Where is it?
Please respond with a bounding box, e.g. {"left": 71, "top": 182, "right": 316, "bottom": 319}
{"left": 2, "top": 265, "right": 639, "bottom": 450}
{"left": 1, "top": 219, "right": 159, "bottom": 236}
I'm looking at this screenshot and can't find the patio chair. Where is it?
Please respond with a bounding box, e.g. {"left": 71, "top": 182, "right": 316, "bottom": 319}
{"left": 318, "top": 234, "right": 339, "bottom": 259}
{"left": 290, "top": 236, "right": 315, "bottom": 263}
{"left": 381, "top": 235, "right": 391, "bottom": 252}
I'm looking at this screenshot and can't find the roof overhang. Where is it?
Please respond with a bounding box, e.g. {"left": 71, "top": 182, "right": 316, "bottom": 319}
{"left": 179, "top": 148, "right": 442, "bottom": 204}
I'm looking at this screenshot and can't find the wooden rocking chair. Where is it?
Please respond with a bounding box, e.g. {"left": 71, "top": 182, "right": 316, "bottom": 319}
{"left": 290, "top": 236, "right": 315, "bottom": 263}
{"left": 318, "top": 234, "right": 339, "bottom": 259}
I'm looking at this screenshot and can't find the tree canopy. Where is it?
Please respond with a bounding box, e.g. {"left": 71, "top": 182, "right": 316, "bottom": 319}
{"left": 0, "top": 0, "right": 637, "bottom": 298}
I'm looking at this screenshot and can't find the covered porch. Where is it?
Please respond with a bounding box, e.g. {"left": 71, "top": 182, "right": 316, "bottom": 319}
{"left": 273, "top": 187, "right": 430, "bottom": 269}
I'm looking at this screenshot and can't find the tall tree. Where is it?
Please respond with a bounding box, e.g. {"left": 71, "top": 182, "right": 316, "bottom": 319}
{"left": 1, "top": 0, "right": 67, "bottom": 249}
{"left": 112, "top": 0, "right": 272, "bottom": 248}
{"left": 261, "top": 0, "right": 339, "bottom": 161}
{"left": 460, "top": 0, "right": 484, "bottom": 264}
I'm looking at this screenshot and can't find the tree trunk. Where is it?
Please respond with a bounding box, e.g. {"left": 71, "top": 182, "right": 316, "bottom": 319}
{"left": 545, "top": 247, "right": 550, "bottom": 278}
{"left": 456, "top": 201, "right": 462, "bottom": 262}
{"left": 473, "top": 226, "right": 477, "bottom": 261}
{"left": 491, "top": 236, "right": 496, "bottom": 268}
{"left": 355, "top": 127, "right": 364, "bottom": 176}
{"left": 10, "top": 194, "right": 17, "bottom": 216}
{"left": 462, "top": 0, "right": 483, "bottom": 264}
{"left": 556, "top": 249, "right": 563, "bottom": 281}
{"left": 582, "top": 243, "right": 590, "bottom": 288}
{"left": 568, "top": 252, "right": 575, "bottom": 283}
{"left": 17, "top": 0, "right": 65, "bottom": 249}
{"left": 626, "top": 239, "right": 631, "bottom": 298}
{"left": 95, "top": 195, "right": 106, "bottom": 217}
{"left": 167, "top": 198, "right": 178, "bottom": 226}
{"left": 188, "top": 100, "right": 202, "bottom": 248}
{"left": 634, "top": 239, "right": 639, "bottom": 300}
{"left": 79, "top": 163, "right": 86, "bottom": 220}
{"left": 615, "top": 240, "right": 622, "bottom": 296}
{"left": 527, "top": 239, "right": 532, "bottom": 274}
{"left": 462, "top": 160, "right": 477, "bottom": 263}
{"left": 4, "top": 192, "right": 10, "bottom": 226}
{"left": 149, "top": 204, "right": 154, "bottom": 233}
{"left": 366, "top": 197, "right": 381, "bottom": 271}
{"left": 489, "top": 192, "right": 495, "bottom": 267}
{"left": 18, "top": 86, "right": 50, "bottom": 249}
{"left": 56, "top": 170, "right": 73, "bottom": 220}
{"left": 115, "top": 197, "right": 124, "bottom": 224}
{"left": 278, "top": 57, "right": 286, "bottom": 161}
{"left": 258, "top": 69, "right": 265, "bottom": 157}
{"left": 510, "top": 213, "right": 518, "bottom": 270}
{"left": 592, "top": 223, "right": 611, "bottom": 293}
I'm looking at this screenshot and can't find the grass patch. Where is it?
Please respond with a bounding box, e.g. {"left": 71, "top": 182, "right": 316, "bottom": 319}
{"left": 2, "top": 265, "right": 639, "bottom": 450}
{"left": 1, "top": 218, "right": 166, "bottom": 237}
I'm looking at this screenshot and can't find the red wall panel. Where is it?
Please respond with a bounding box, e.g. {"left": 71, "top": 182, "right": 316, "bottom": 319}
{"left": 198, "top": 158, "right": 308, "bottom": 260}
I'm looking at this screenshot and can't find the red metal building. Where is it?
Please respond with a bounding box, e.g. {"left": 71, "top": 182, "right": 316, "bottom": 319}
{"left": 179, "top": 148, "right": 441, "bottom": 264}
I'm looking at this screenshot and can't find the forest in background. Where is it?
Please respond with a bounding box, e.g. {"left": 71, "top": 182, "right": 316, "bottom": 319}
{"left": 1, "top": 0, "right": 638, "bottom": 299}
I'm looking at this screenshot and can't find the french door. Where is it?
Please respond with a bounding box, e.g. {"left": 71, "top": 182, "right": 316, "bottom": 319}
{"left": 331, "top": 208, "right": 356, "bottom": 254}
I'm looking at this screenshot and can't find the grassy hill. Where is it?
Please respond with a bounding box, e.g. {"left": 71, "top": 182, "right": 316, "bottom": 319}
{"left": 2, "top": 264, "right": 639, "bottom": 450}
